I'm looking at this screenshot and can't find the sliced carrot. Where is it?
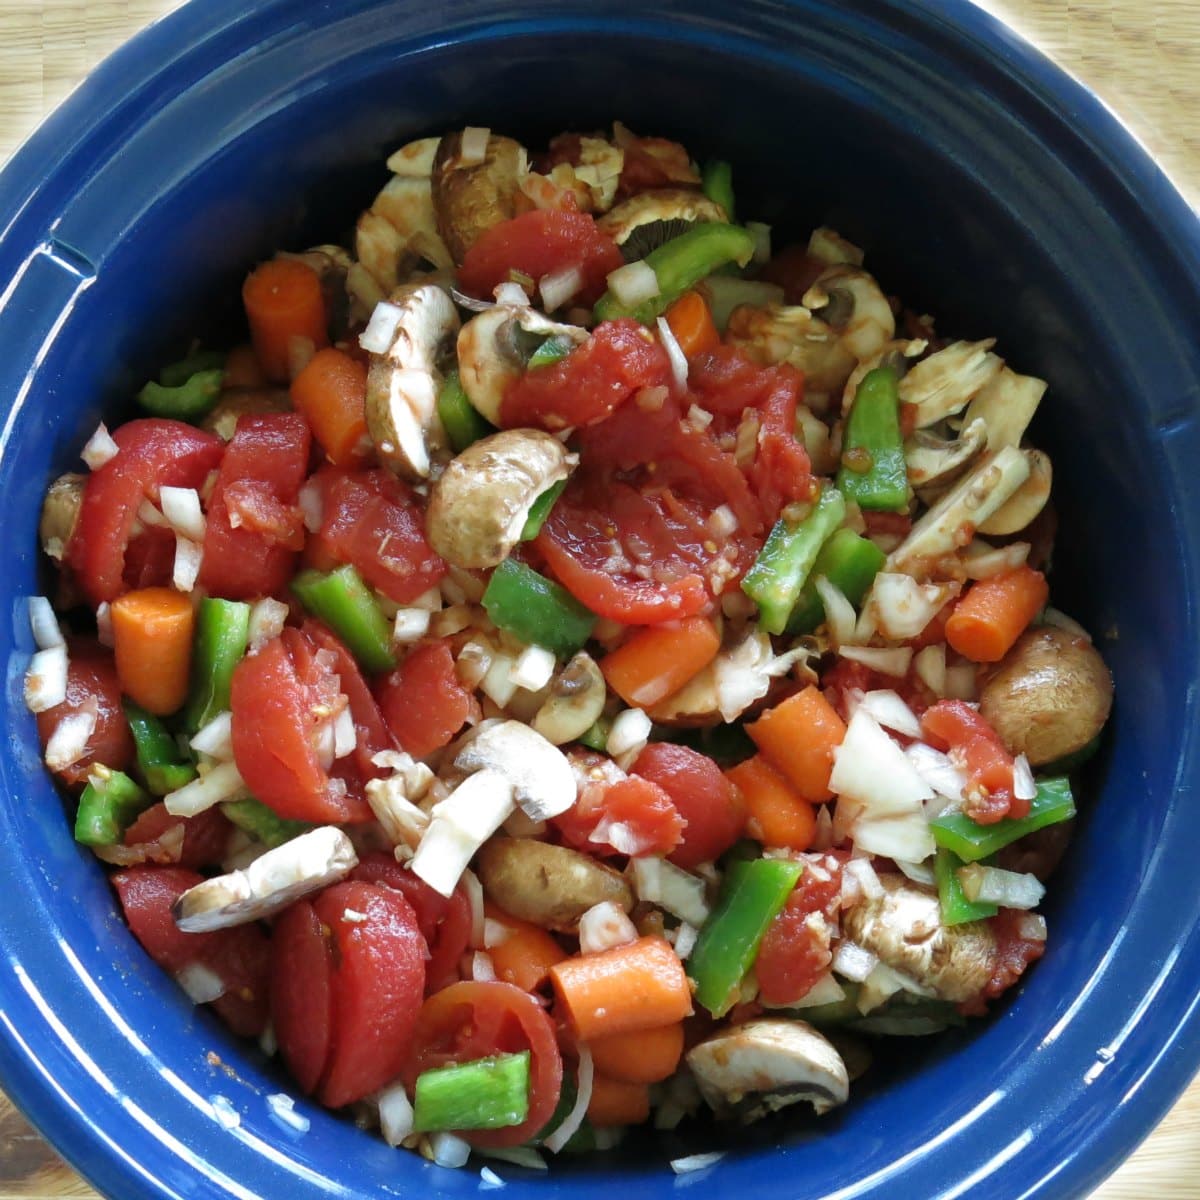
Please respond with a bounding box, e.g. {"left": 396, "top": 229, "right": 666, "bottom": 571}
{"left": 945, "top": 565, "right": 1049, "bottom": 663}
{"left": 485, "top": 904, "right": 567, "bottom": 993}
{"left": 600, "top": 617, "right": 721, "bottom": 708}
{"left": 223, "top": 343, "right": 268, "bottom": 390}
{"left": 586, "top": 1074, "right": 651, "bottom": 1127}
{"left": 664, "top": 290, "right": 720, "bottom": 358}
{"left": 550, "top": 936, "right": 692, "bottom": 1041}
{"left": 747, "top": 685, "right": 846, "bottom": 803}
{"left": 586, "top": 1021, "right": 685, "bottom": 1084}
{"left": 726, "top": 755, "right": 816, "bottom": 850}
{"left": 110, "top": 587, "right": 195, "bottom": 716}
{"left": 291, "top": 347, "right": 370, "bottom": 466}
{"left": 242, "top": 259, "right": 328, "bottom": 384}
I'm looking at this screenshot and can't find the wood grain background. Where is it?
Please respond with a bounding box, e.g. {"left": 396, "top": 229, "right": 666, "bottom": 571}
{"left": 1, "top": 1, "right": 1198, "bottom": 1197}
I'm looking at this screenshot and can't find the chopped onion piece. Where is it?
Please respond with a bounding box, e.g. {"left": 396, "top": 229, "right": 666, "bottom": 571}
{"left": 483, "top": 918, "right": 511, "bottom": 949}
{"left": 25, "top": 644, "right": 68, "bottom": 713}
{"left": 210, "top": 1095, "right": 241, "bottom": 1130}
{"left": 459, "top": 126, "right": 491, "bottom": 165}
{"left": 44, "top": 703, "right": 96, "bottom": 771}
{"left": 708, "top": 505, "right": 738, "bottom": 539}
{"left": 784, "top": 971, "right": 845, "bottom": 1010}
{"left": 904, "top": 742, "right": 967, "bottom": 802}
{"left": 814, "top": 576, "right": 857, "bottom": 646}
{"left": 96, "top": 601, "right": 114, "bottom": 647}
{"left": 332, "top": 705, "right": 357, "bottom": 759}
{"left": 173, "top": 534, "right": 203, "bottom": 593}
{"left": 479, "top": 1166, "right": 504, "bottom": 1189}
{"left": 671, "top": 1153, "right": 726, "bottom": 1175}
{"left": 843, "top": 857, "right": 884, "bottom": 901}
{"left": 175, "top": 962, "right": 227, "bottom": 1004}
{"left": 810, "top": 804, "right": 835, "bottom": 852}
{"left": 831, "top": 709, "right": 933, "bottom": 818}
{"left": 606, "top": 260, "right": 659, "bottom": 309}
{"left": 1017, "top": 912, "right": 1048, "bottom": 942}
{"left": 29, "top": 596, "right": 64, "bottom": 650}
{"left": 857, "top": 961, "right": 909, "bottom": 1014}
{"left": 746, "top": 220, "right": 771, "bottom": 264}
{"left": 543, "top": 1048, "right": 593, "bottom": 1154}
{"left": 859, "top": 690, "right": 922, "bottom": 739}
{"left": 673, "top": 921, "right": 699, "bottom": 960}
{"left": 410, "top": 587, "right": 444, "bottom": 613}
{"left": 266, "top": 1092, "right": 310, "bottom": 1134}
{"left": 165, "top": 761, "right": 246, "bottom": 817}
{"left": 606, "top": 708, "right": 652, "bottom": 758}
{"left": 478, "top": 1147, "right": 547, "bottom": 1171}
{"left": 472, "top": 951, "right": 496, "bottom": 982}
{"left": 81, "top": 422, "right": 119, "bottom": 469}
{"left": 191, "top": 711, "right": 234, "bottom": 760}
{"left": 631, "top": 857, "right": 710, "bottom": 927}
{"left": 480, "top": 653, "right": 518, "bottom": 708}
{"left": 248, "top": 597, "right": 289, "bottom": 649}
{"left": 431, "top": 1131, "right": 472, "bottom": 1168}
{"left": 539, "top": 265, "right": 584, "bottom": 312}
{"left": 1041, "top": 607, "right": 1092, "bottom": 641}
{"left": 578, "top": 901, "right": 638, "bottom": 955}
{"left": 895, "top": 856, "right": 937, "bottom": 886}
{"left": 1012, "top": 753, "right": 1037, "bottom": 801}
{"left": 461, "top": 867, "right": 486, "bottom": 949}
{"left": 297, "top": 479, "right": 324, "bottom": 533}
{"left": 359, "top": 300, "right": 405, "bottom": 354}
{"left": 832, "top": 940, "right": 878, "bottom": 983}
{"left": 392, "top": 608, "right": 431, "bottom": 644}
{"left": 962, "top": 540, "right": 1030, "bottom": 580}
{"left": 868, "top": 573, "right": 957, "bottom": 641}
{"left": 493, "top": 281, "right": 531, "bottom": 308}
{"left": 838, "top": 644, "right": 912, "bottom": 677}
{"left": 913, "top": 644, "right": 947, "bottom": 696}
{"left": 509, "top": 644, "right": 556, "bottom": 693}
{"left": 160, "top": 486, "right": 206, "bottom": 541}
{"left": 376, "top": 1082, "right": 414, "bottom": 1147}
{"left": 136, "top": 499, "right": 167, "bottom": 528}
{"left": 958, "top": 863, "right": 1046, "bottom": 909}
{"left": 656, "top": 316, "right": 688, "bottom": 391}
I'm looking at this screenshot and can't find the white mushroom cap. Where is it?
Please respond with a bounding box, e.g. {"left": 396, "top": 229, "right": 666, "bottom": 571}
{"left": 905, "top": 416, "right": 988, "bottom": 488}
{"left": 173, "top": 827, "right": 358, "bottom": 932}
{"left": 453, "top": 719, "right": 576, "bottom": 821}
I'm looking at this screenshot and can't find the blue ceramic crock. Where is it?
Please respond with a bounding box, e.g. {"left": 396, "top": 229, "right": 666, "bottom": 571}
{"left": 2, "top": 1, "right": 1199, "bottom": 1197}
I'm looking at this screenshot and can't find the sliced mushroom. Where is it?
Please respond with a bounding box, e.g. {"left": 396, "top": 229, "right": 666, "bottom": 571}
{"left": 364, "top": 283, "right": 459, "bottom": 480}
{"left": 432, "top": 131, "right": 528, "bottom": 264}
{"left": 425, "top": 429, "right": 577, "bottom": 568}
{"left": 806, "top": 226, "right": 865, "bottom": 267}
{"left": 899, "top": 339, "right": 1005, "bottom": 429}
{"left": 687, "top": 1019, "right": 850, "bottom": 1121}
{"left": 386, "top": 136, "right": 442, "bottom": 177}
{"left": 532, "top": 651, "right": 607, "bottom": 745}
{"left": 964, "top": 365, "right": 1047, "bottom": 450}
{"left": 802, "top": 264, "right": 895, "bottom": 363}
{"left": 726, "top": 304, "right": 856, "bottom": 397}
{"left": 476, "top": 837, "right": 632, "bottom": 932}
{"left": 453, "top": 719, "right": 576, "bottom": 821}
{"left": 977, "top": 448, "right": 1052, "bottom": 535}
{"left": 40, "top": 473, "right": 84, "bottom": 561}
{"left": 596, "top": 187, "right": 727, "bottom": 260}
{"left": 886, "top": 445, "right": 1031, "bottom": 578}
{"left": 905, "top": 416, "right": 988, "bottom": 488}
{"left": 173, "top": 826, "right": 358, "bottom": 932}
{"left": 840, "top": 338, "right": 928, "bottom": 415}
{"left": 201, "top": 388, "right": 292, "bottom": 441}
{"left": 456, "top": 304, "right": 587, "bottom": 425}
{"left": 841, "top": 874, "right": 996, "bottom": 1003}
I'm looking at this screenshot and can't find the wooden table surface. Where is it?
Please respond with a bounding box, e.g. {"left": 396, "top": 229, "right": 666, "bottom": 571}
{"left": 1, "top": 1, "right": 1199, "bottom": 1196}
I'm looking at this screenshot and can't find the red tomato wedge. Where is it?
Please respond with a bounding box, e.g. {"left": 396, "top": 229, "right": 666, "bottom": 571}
{"left": 631, "top": 743, "right": 745, "bottom": 869}
{"left": 272, "top": 881, "right": 426, "bottom": 1108}
{"left": 458, "top": 209, "right": 624, "bottom": 307}
{"left": 404, "top": 981, "right": 563, "bottom": 1148}
{"left": 69, "top": 418, "right": 224, "bottom": 605}
{"left": 374, "top": 640, "right": 476, "bottom": 760}
{"left": 230, "top": 628, "right": 371, "bottom": 824}
{"left": 308, "top": 466, "right": 446, "bottom": 604}
{"left": 113, "top": 866, "right": 271, "bottom": 1037}
{"left": 123, "top": 803, "right": 231, "bottom": 871}
{"left": 921, "top": 700, "right": 1021, "bottom": 824}
{"left": 199, "top": 413, "right": 311, "bottom": 599}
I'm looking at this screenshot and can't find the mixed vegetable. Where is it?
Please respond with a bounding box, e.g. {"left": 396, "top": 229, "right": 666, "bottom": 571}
{"left": 25, "top": 120, "right": 1113, "bottom": 1171}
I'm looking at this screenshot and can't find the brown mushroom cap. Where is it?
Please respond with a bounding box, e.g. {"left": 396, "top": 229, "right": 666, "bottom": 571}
{"left": 432, "top": 132, "right": 527, "bottom": 264}
{"left": 980, "top": 625, "right": 1113, "bottom": 766}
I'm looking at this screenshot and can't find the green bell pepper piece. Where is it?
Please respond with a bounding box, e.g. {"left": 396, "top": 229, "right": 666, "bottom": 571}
{"left": 520, "top": 479, "right": 567, "bottom": 541}
{"left": 123, "top": 700, "right": 197, "bottom": 795}
{"left": 577, "top": 715, "right": 612, "bottom": 753}
{"left": 786, "top": 527, "right": 887, "bottom": 635}
{"left": 183, "top": 598, "right": 251, "bottom": 733}
{"left": 836, "top": 366, "right": 908, "bottom": 512}
{"left": 137, "top": 368, "right": 224, "bottom": 421}
{"left": 413, "top": 1051, "right": 530, "bottom": 1132}
{"left": 935, "top": 846, "right": 998, "bottom": 925}
{"left": 701, "top": 160, "right": 735, "bottom": 221}
{"left": 291, "top": 564, "right": 396, "bottom": 673}
{"left": 74, "top": 767, "right": 153, "bottom": 846}
{"left": 437, "top": 368, "right": 496, "bottom": 453}
{"left": 482, "top": 559, "right": 596, "bottom": 658}
{"left": 222, "top": 798, "right": 312, "bottom": 848}
{"left": 688, "top": 857, "right": 803, "bottom": 1016}
{"left": 159, "top": 349, "right": 226, "bottom": 388}
{"left": 526, "top": 335, "right": 575, "bottom": 369}
{"left": 742, "top": 484, "right": 846, "bottom": 634}
{"left": 593, "top": 223, "right": 756, "bottom": 325}
{"left": 930, "top": 776, "right": 1074, "bottom": 863}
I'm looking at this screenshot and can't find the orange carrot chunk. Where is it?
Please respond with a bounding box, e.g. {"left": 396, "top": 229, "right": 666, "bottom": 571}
{"left": 664, "top": 290, "right": 721, "bottom": 358}
{"left": 945, "top": 565, "right": 1049, "bottom": 663}
{"left": 586, "top": 1074, "right": 652, "bottom": 1127}
{"left": 242, "top": 259, "right": 328, "bottom": 384}
{"left": 291, "top": 347, "right": 370, "bottom": 466}
{"left": 601, "top": 617, "right": 721, "bottom": 708}
{"left": 110, "top": 587, "right": 195, "bottom": 716}
{"left": 726, "top": 755, "right": 817, "bottom": 850}
{"left": 747, "top": 685, "right": 847, "bottom": 803}
{"left": 485, "top": 904, "right": 567, "bottom": 993}
{"left": 587, "top": 1022, "right": 685, "bottom": 1084}
{"left": 550, "top": 936, "right": 693, "bottom": 1041}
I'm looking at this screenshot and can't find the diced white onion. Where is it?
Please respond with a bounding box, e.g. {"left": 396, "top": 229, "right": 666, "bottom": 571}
{"left": 832, "top": 940, "right": 878, "bottom": 983}
{"left": 481, "top": 652, "right": 519, "bottom": 708}
{"left": 376, "top": 1082, "right": 415, "bottom": 1147}
{"left": 962, "top": 540, "right": 1030, "bottom": 580}
{"left": 858, "top": 690, "right": 922, "bottom": 739}
{"left": 297, "top": 479, "right": 324, "bottom": 534}
{"left": 483, "top": 918, "right": 511, "bottom": 949}
{"left": 173, "top": 534, "right": 204, "bottom": 593}
{"left": 159, "top": 486, "right": 206, "bottom": 542}
{"left": 1041, "top": 607, "right": 1091, "bottom": 640}
{"left": 478, "top": 1147, "right": 547, "bottom": 1171}
{"left": 81, "top": 422, "right": 119, "bottom": 469}
{"left": 509, "top": 644, "right": 556, "bottom": 693}
{"left": 175, "top": 962, "right": 227, "bottom": 1004}
{"left": 838, "top": 645, "right": 913, "bottom": 677}
{"left": 165, "top": 760, "right": 246, "bottom": 817}
{"left": 459, "top": 126, "right": 491, "bottom": 166}
{"left": 461, "top": 867, "right": 486, "bottom": 949}
{"left": 1012, "top": 753, "right": 1037, "bottom": 801}
{"left": 958, "top": 863, "right": 1046, "bottom": 909}
{"left": 670, "top": 1153, "right": 726, "bottom": 1175}
{"left": 831, "top": 710, "right": 931, "bottom": 817}
{"left": 746, "top": 221, "right": 772, "bottom": 264}
{"left": 25, "top": 644, "right": 69, "bottom": 712}
{"left": 895, "top": 855, "right": 937, "bottom": 886}
{"left": 843, "top": 857, "right": 884, "bottom": 901}
{"left": 96, "top": 601, "right": 114, "bottom": 647}
{"left": 471, "top": 951, "right": 496, "bottom": 982}
{"left": 248, "top": 597, "right": 289, "bottom": 649}
{"left": 810, "top": 804, "right": 835, "bottom": 852}
{"left": 210, "top": 1095, "right": 241, "bottom": 1131}
{"left": 44, "top": 703, "right": 96, "bottom": 771}
{"left": 814, "top": 576, "right": 857, "bottom": 646}
{"left": 606, "top": 260, "right": 659, "bottom": 309}
{"left": 543, "top": 1048, "right": 593, "bottom": 1154}
{"left": 708, "top": 505, "right": 738, "bottom": 539}
{"left": 539, "top": 265, "right": 583, "bottom": 312}
{"left": 578, "top": 901, "right": 638, "bottom": 955}
{"left": 1017, "top": 912, "right": 1048, "bottom": 942}
{"left": 411, "top": 819, "right": 480, "bottom": 900}
{"left": 29, "top": 596, "right": 64, "bottom": 650}
{"left": 431, "top": 1131, "right": 472, "bottom": 1169}
{"left": 656, "top": 316, "right": 688, "bottom": 391}
{"left": 673, "top": 921, "right": 699, "bottom": 960}
{"left": 265, "top": 1092, "right": 310, "bottom": 1134}
{"left": 904, "top": 742, "right": 968, "bottom": 802}
{"left": 631, "top": 857, "right": 710, "bottom": 927}
{"left": 332, "top": 705, "right": 357, "bottom": 759}
{"left": 411, "top": 587, "right": 444, "bottom": 613}
{"left": 913, "top": 644, "right": 946, "bottom": 696}
{"left": 589, "top": 817, "right": 659, "bottom": 857}
{"left": 857, "top": 961, "right": 911, "bottom": 1014}
{"left": 605, "top": 708, "right": 651, "bottom": 758}
{"left": 782, "top": 971, "right": 845, "bottom": 1010}
{"left": 868, "top": 573, "right": 957, "bottom": 641}
{"left": 493, "top": 281, "right": 531, "bottom": 308}
{"left": 685, "top": 404, "right": 713, "bottom": 431}
{"left": 393, "top": 608, "right": 431, "bottom": 644}
{"left": 191, "top": 711, "right": 234, "bottom": 761}
{"left": 359, "top": 300, "right": 405, "bottom": 355}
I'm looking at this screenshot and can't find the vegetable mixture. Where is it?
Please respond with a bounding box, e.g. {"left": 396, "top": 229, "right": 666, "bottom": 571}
{"left": 26, "top": 121, "right": 1113, "bottom": 1169}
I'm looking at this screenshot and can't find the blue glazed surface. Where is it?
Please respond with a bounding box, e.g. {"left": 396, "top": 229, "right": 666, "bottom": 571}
{"left": 1, "top": 2, "right": 1199, "bottom": 1198}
